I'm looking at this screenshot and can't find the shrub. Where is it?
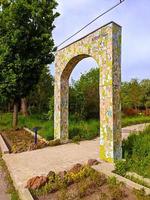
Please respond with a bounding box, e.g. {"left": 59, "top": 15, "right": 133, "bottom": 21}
{"left": 115, "top": 160, "right": 128, "bottom": 176}
{"left": 122, "top": 125, "right": 150, "bottom": 178}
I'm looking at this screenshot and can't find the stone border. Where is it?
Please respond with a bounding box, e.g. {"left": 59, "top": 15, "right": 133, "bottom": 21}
{"left": 126, "top": 172, "right": 150, "bottom": 187}
{"left": 3, "top": 155, "right": 34, "bottom": 200}
{"left": 0, "top": 134, "right": 10, "bottom": 154}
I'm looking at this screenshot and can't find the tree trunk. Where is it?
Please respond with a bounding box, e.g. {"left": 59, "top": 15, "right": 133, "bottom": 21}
{"left": 21, "top": 98, "right": 28, "bottom": 116}
{"left": 13, "top": 101, "right": 19, "bottom": 129}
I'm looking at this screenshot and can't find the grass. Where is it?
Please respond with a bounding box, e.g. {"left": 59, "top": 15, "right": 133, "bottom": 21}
{"left": 122, "top": 125, "right": 150, "bottom": 178}
{"left": 0, "top": 113, "right": 54, "bottom": 140}
{"left": 0, "top": 112, "right": 150, "bottom": 141}
{"left": 122, "top": 115, "right": 150, "bottom": 127}
{"left": 115, "top": 125, "right": 150, "bottom": 179}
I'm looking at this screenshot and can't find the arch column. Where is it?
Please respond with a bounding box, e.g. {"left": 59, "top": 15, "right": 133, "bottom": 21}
{"left": 54, "top": 73, "right": 69, "bottom": 141}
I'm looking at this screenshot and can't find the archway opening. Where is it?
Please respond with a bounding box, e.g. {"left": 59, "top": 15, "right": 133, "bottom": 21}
{"left": 68, "top": 57, "right": 100, "bottom": 141}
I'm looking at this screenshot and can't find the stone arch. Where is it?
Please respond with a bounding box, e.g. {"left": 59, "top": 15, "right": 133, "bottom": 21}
{"left": 54, "top": 22, "right": 122, "bottom": 162}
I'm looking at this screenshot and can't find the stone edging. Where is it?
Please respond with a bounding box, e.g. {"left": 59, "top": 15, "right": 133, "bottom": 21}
{"left": 3, "top": 155, "right": 34, "bottom": 200}
{"left": 0, "top": 134, "right": 9, "bottom": 154}
{"left": 126, "top": 172, "right": 150, "bottom": 187}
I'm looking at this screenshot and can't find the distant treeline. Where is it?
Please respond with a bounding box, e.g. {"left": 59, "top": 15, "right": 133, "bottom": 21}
{"left": 0, "top": 68, "right": 150, "bottom": 119}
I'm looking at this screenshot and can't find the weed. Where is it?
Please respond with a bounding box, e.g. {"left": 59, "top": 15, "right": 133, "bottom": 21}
{"left": 134, "top": 188, "right": 150, "bottom": 200}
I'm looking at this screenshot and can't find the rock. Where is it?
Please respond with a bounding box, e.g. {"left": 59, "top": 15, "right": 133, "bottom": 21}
{"left": 26, "top": 176, "right": 48, "bottom": 190}
{"left": 69, "top": 163, "right": 83, "bottom": 174}
{"left": 87, "top": 159, "right": 99, "bottom": 166}
{"left": 58, "top": 171, "right": 67, "bottom": 179}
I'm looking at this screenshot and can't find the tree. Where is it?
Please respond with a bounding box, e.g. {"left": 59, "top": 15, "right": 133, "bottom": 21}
{"left": 121, "top": 82, "right": 132, "bottom": 110}
{"left": 70, "top": 68, "right": 99, "bottom": 119}
{"left": 140, "top": 79, "right": 150, "bottom": 111}
{"left": 0, "top": 0, "right": 59, "bottom": 128}
{"left": 28, "top": 65, "right": 54, "bottom": 114}
{"left": 129, "top": 79, "right": 143, "bottom": 110}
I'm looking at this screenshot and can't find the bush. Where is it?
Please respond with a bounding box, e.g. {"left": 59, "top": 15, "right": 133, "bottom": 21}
{"left": 115, "top": 160, "right": 128, "bottom": 176}
{"left": 122, "top": 125, "right": 150, "bottom": 178}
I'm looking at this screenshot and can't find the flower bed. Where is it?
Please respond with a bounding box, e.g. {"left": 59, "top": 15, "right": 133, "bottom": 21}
{"left": 0, "top": 129, "right": 60, "bottom": 153}
{"left": 27, "top": 162, "right": 150, "bottom": 200}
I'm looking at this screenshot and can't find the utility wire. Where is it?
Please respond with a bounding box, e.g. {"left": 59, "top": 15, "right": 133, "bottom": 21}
{"left": 57, "top": 0, "right": 125, "bottom": 49}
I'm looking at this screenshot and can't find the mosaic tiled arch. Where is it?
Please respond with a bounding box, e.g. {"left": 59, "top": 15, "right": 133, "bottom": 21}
{"left": 54, "top": 22, "right": 122, "bottom": 162}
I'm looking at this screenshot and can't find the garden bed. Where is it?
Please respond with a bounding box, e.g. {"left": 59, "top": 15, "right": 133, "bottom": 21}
{"left": 27, "top": 163, "right": 150, "bottom": 200}
{"left": 0, "top": 129, "right": 60, "bottom": 153}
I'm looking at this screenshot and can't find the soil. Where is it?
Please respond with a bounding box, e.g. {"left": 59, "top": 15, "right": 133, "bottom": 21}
{"left": 1, "top": 129, "right": 49, "bottom": 153}
{"left": 31, "top": 164, "right": 147, "bottom": 200}
{"left": 34, "top": 179, "right": 138, "bottom": 200}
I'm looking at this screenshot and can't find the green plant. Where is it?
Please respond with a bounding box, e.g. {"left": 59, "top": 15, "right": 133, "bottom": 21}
{"left": 122, "top": 125, "right": 150, "bottom": 178}
{"left": 107, "top": 176, "right": 117, "bottom": 186}
{"left": 0, "top": 0, "right": 59, "bottom": 128}
{"left": 134, "top": 188, "right": 150, "bottom": 200}
{"left": 115, "top": 160, "right": 128, "bottom": 176}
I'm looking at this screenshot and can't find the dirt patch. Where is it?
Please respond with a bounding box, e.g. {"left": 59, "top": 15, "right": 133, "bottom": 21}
{"left": 29, "top": 165, "right": 150, "bottom": 200}
{"left": 1, "top": 129, "right": 49, "bottom": 153}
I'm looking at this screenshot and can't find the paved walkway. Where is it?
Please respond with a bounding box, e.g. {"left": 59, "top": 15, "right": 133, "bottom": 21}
{"left": 0, "top": 166, "right": 11, "bottom": 200}
{"left": 3, "top": 123, "right": 149, "bottom": 190}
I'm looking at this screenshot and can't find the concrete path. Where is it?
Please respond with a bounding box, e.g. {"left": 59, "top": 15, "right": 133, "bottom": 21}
{"left": 3, "top": 123, "right": 149, "bottom": 190}
{"left": 0, "top": 166, "right": 11, "bottom": 200}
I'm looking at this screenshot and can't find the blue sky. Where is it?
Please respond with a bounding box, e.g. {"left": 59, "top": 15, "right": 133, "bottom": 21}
{"left": 51, "top": 0, "right": 150, "bottom": 81}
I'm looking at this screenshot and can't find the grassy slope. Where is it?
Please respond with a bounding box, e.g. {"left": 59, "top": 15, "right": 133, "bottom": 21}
{"left": 0, "top": 113, "right": 150, "bottom": 140}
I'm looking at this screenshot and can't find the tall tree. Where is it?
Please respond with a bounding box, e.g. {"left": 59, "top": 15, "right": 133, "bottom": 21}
{"left": 0, "top": 0, "right": 59, "bottom": 128}
{"left": 129, "top": 79, "right": 143, "bottom": 110}
{"left": 28, "top": 66, "right": 54, "bottom": 114}
{"left": 140, "top": 79, "right": 150, "bottom": 111}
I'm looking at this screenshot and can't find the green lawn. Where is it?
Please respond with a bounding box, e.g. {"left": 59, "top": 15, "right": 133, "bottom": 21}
{"left": 0, "top": 113, "right": 150, "bottom": 141}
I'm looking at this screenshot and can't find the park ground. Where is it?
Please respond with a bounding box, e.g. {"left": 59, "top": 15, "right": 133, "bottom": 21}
{"left": 1, "top": 123, "right": 150, "bottom": 200}
{"left": 0, "top": 113, "right": 150, "bottom": 200}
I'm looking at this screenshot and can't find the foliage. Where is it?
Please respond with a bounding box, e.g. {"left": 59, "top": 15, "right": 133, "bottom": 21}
{"left": 1, "top": 113, "right": 150, "bottom": 141}
{"left": 134, "top": 189, "right": 150, "bottom": 200}
{"left": 122, "top": 115, "right": 150, "bottom": 127}
{"left": 69, "top": 119, "right": 99, "bottom": 140}
{"left": 70, "top": 68, "right": 99, "bottom": 119}
{"left": 122, "top": 125, "right": 150, "bottom": 178}
{"left": 115, "top": 160, "right": 128, "bottom": 176}
{"left": 28, "top": 66, "right": 54, "bottom": 114}
{"left": 121, "top": 79, "right": 150, "bottom": 111}
{"left": 140, "top": 79, "right": 150, "bottom": 109}
{"left": 48, "top": 95, "right": 54, "bottom": 120}
{"left": 31, "top": 165, "right": 107, "bottom": 198}
{"left": 0, "top": 0, "right": 59, "bottom": 126}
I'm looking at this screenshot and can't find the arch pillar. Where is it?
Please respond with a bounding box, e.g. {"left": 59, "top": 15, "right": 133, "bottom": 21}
{"left": 54, "top": 22, "right": 122, "bottom": 162}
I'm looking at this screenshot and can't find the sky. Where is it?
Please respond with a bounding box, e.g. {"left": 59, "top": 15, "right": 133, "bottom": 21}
{"left": 50, "top": 0, "right": 150, "bottom": 81}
